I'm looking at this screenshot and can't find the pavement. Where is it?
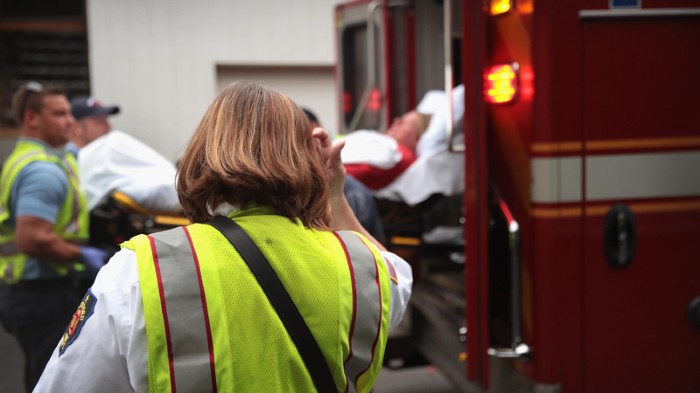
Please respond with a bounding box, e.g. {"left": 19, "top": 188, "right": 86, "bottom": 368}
{"left": 374, "top": 365, "right": 460, "bottom": 393}
{"left": 0, "top": 324, "right": 24, "bottom": 392}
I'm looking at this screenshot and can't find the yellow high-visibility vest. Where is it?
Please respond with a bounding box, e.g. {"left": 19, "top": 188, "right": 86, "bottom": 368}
{"left": 124, "top": 206, "right": 391, "bottom": 393}
{"left": 0, "top": 140, "right": 89, "bottom": 283}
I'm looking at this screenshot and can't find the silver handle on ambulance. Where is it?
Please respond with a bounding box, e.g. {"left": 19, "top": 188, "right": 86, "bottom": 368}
{"left": 487, "top": 193, "right": 532, "bottom": 361}
{"left": 488, "top": 343, "right": 532, "bottom": 359}
{"left": 444, "top": 0, "right": 464, "bottom": 152}
{"left": 348, "top": 1, "right": 382, "bottom": 132}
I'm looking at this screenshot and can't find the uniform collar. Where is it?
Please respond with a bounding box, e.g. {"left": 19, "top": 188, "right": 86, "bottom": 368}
{"left": 18, "top": 137, "right": 65, "bottom": 157}
{"left": 211, "top": 201, "right": 276, "bottom": 218}
{"left": 228, "top": 205, "right": 276, "bottom": 219}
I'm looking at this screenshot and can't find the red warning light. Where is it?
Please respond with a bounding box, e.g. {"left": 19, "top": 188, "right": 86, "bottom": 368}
{"left": 484, "top": 63, "right": 519, "bottom": 104}
{"left": 366, "top": 88, "right": 381, "bottom": 111}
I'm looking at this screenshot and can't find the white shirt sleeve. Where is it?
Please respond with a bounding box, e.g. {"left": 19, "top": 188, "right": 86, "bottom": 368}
{"left": 380, "top": 251, "right": 413, "bottom": 329}
{"left": 33, "top": 249, "right": 148, "bottom": 393}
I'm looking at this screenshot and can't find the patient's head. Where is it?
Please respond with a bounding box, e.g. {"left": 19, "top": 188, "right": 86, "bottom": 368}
{"left": 69, "top": 96, "right": 120, "bottom": 148}
{"left": 385, "top": 110, "right": 431, "bottom": 153}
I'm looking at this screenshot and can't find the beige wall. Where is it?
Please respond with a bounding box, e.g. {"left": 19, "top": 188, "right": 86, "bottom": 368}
{"left": 216, "top": 65, "right": 337, "bottom": 133}
{"left": 87, "top": 0, "right": 343, "bottom": 161}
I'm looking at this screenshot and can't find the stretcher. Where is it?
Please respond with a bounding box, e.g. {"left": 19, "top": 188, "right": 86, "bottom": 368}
{"left": 88, "top": 191, "right": 189, "bottom": 251}
{"left": 373, "top": 149, "right": 466, "bottom": 270}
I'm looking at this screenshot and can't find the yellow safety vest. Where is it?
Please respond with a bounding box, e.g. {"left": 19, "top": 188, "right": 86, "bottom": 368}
{"left": 0, "top": 140, "right": 89, "bottom": 283}
{"left": 124, "top": 206, "right": 392, "bottom": 393}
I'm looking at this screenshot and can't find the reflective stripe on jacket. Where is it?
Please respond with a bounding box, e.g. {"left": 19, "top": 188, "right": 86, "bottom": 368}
{"left": 124, "top": 206, "right": 392, "bottom": 393}
{"left": 0, "top": 140, "right": 89, "bottom": 283}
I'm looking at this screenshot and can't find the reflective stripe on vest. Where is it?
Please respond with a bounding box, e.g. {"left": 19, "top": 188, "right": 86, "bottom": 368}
{"left": 148, "top": 227, "right": 217, "bottom": 393}
{"left": 61, "top": 154, "right": 85, "bottom": 236}
{"left": 143, "top": 225, "right": 387, "bottom": 393}
{"left": 335, "top": 231, "right": 383, "bottom": 393}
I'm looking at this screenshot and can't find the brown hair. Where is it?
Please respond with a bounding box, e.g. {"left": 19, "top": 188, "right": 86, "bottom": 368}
{"left": 177, "top": 81, "right": 331, "bottom": 228}
{"left": 11, "top": 82, "right": 65, "bottom": 126}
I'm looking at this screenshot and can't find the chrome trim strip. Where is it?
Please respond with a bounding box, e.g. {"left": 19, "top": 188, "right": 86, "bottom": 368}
{"left": 580, "top": 8, "right": 700, "bottom": 19}
{"left": 531, "top": 151, "right": 700, "bottom": 203}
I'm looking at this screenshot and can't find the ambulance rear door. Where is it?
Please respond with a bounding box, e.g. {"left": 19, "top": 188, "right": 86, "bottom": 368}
{"left": 580, "top": 6, "right": 700, "bottom": 392}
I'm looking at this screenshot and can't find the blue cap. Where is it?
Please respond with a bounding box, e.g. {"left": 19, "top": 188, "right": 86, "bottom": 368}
{"left": 71, "top": 96, "right": 120, "bottom": 119}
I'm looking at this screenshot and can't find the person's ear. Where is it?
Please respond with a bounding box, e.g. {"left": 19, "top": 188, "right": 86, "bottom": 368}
{"left": 24, "top": 109, "right": 40, "bottom": 128}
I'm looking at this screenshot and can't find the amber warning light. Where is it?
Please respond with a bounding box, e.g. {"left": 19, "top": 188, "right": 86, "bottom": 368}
{"left": 484, "top": 63, "right": 519, "bottom": 104}
{"left": 490, "top": 0, "right": 513, "bottom": 16}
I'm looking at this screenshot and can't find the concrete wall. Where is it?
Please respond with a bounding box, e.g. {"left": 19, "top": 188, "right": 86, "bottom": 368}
{"left": 87, "top": 0, "right": 343, "bottom": 161}
{"left": 216, "top": 64, "right": 337, "bottom": 134}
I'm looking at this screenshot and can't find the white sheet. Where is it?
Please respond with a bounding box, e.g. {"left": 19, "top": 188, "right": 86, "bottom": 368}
{"left": 340, "top": 130, "right": 403, "bottom": 169}
{"left": 373, "top": 149, "right": 464, "bottom": 206}
{"left": 78, "top": 130, "right": 181, "bottom": 212}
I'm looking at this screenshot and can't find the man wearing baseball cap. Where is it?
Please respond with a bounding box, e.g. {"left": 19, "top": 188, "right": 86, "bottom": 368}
{"left": 68, "top": 96, "right": 120, "bottom": 151}
{"left": 67, "top": 95, "right": 181, "bottom": 214}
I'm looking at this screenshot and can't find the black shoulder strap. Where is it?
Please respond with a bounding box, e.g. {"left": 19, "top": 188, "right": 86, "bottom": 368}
{"left": 207, "top": 215, "right": 337, "bottom": 392}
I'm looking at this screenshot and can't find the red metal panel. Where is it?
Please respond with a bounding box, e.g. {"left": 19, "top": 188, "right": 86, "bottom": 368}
{"left": 531, "top": 215, "right": 585, "bottom": 392}
{"left": 382, "top": 0, "right": 393, "bottom": 128}
{"left": 406, "top": 9, "right": 417, "bottom": 110}
{"left": 583, "top": 205, "right": 700, "bottom": 392}
{"left": 528, "top": 2, "right": 588, "bottom": 390}
{"left": 582, "top": 12, "right": 700, "bottom": 393}
{"left": 383, "top": 2, "right": 417, "bottom": 123}
{"left": 531, "top": 0, "right": 585, "bottom": 149}
{"left": 462, "top": 0, "right": 490, "bottom": 388}
{"left": 582, "top": 17, "right": 700, "bottom": 143}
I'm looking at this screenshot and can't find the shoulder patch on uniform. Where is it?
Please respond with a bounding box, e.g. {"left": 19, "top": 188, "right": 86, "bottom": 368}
{"left": 59, "top": 288, "right": 97, "bottom": 357}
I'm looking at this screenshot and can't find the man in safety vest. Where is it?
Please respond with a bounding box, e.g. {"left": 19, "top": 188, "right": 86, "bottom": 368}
{"left": 0, "top": 82, "right": 110, "bottom": 392}
{"left": 35, "top": 81, "right": 412, "bottom": 392}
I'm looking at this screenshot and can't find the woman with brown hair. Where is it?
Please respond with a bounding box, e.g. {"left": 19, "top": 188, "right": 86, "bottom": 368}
{"left": 35, "top": 81, "right": 412, "bottom": 393}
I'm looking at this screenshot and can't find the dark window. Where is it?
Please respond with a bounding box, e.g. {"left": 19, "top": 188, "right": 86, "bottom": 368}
{"left": 0, "top": 0, "right": 89, "bottom": 129}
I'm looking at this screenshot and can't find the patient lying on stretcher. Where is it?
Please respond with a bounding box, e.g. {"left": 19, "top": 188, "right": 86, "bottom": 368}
{"left": 341, "top": 110, "right": 431, "bottom": 190}
{"left": 340, "top": 85, "right": 465, "bottom": 204}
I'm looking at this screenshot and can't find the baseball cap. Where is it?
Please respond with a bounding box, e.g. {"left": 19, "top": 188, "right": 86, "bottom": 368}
{"left": 71, "top": 96, "right": 120, "bottom": 119}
